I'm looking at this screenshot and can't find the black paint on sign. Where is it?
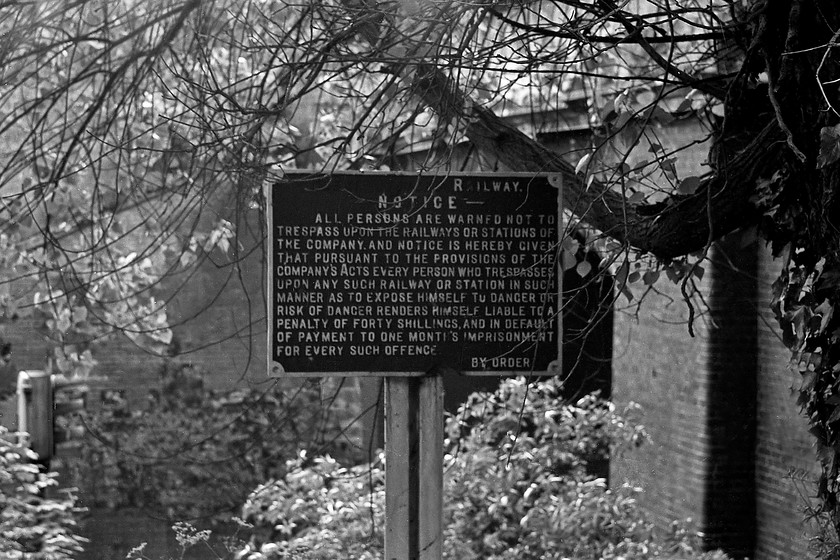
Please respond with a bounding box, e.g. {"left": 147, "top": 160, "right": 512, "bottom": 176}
{"left": 268, "top": 172, "right": 561, "bottom": 376}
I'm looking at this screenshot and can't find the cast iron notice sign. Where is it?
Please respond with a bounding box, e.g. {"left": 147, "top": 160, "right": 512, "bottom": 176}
{"left": 267, "top": 172, "right": 562, "bottom": 376}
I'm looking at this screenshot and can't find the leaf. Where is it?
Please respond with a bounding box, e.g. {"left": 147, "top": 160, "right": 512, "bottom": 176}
{"left": 72, "top": 306, "right": 88, "bottom": 324}
{"left": 614, "top": 90, "right": 627, "bottom": 112}
{"left": 614, "top": 261, "right": 629, "bottom": 286}
{"left": 618, "top": 121, "right": 640, "bottom": 148}
{"left": 628, "top": 271, "right": 641, "bottom": 284}
{"left": 659, "top": 158, "right": 678, "bottom": 180}
{"left": 575, "top": 153, "right": 592, "bottom": 175}
{"left": 576, "top": 260, "right": 592, "bottom": 278}
{"left": 645, "top": 105, "right": 674, "bottom": 126}
{"left": 800, "top": 370, "right": 817, "bottom": 392}
{"left": 618, "top": 161, "right": 631, "bottom": 175}
{"left": 784, "top": 305, "right": 810, "bottom": 350}
{"left": 630, "top": 159, "right": 650, "bottom": 175}
{"left": 55, "top": 309, "right": 72, "bottom": 334}
{"left": 561, "top": 250, "right": 577, "bottom": 271}
{"left": 627, "top": 191, "right": 645, "bottom": 204}
{"left": 817, "top": 124, "right": 840, "bottom": 168}
{"left": 825, "top": 394, "right": 840, "bottom": 406}
{"left": 677, "top": 176, "right": 701, "bottom": 195}
{"left": 642, "top": 270, "right": 660, "bottom": 285}
{"left": 815, "top": 300, "right": 834, "bottom": 335}
{"left": 179, "top": 251, "right": 196, "bottom": 268}
{"left": 561, "top": 236, "right": 579, "bottom": 253}
{"left": 828, "top": 405, "right": 840, "bottom": 425}
{"left": 613, "top": 112, "right": 632, "bottom": 131}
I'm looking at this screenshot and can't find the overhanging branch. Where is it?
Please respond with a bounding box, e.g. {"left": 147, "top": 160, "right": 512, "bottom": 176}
{"left": 342, "top": 1, "right": 783, "bottom": 260}
{"left": 412, "top": 64, "right": 783, "bottom": 259}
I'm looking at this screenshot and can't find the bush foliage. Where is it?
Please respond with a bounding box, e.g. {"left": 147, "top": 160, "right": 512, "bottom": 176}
{"left": 66, "top": 364, "right": 329, "bottom": 521}
{"left": 235, "top": 377, "right": 731, "bottom": 560}
{"left": 0, "top": 427, "right": 86, "bottom": 559}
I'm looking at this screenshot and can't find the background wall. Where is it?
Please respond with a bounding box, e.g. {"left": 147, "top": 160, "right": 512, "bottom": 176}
{"left": 754, "top": 246, "right": 821, "bottom": 559}
{"left": 611, "top": 233, "right": 819, "bottom": 559}
{"left": 610, "top": 253, "right": 714, "bottom": 534}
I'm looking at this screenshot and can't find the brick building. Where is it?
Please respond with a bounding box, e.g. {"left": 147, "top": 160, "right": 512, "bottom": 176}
{"left": 0, "top": 192, "right": 823, "bottom": 559}
{"left": 611, "top": 232, "right": 820, "bottom": 558}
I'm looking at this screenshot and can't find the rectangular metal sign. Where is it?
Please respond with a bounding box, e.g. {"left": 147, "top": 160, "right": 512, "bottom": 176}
{"left": 267, "top": 172, "right": 562, "bottom": 377}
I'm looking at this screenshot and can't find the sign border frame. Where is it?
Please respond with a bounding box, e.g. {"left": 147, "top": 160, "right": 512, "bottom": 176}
{"left": 266, "top": 170, "right": 563, "bottom": 378}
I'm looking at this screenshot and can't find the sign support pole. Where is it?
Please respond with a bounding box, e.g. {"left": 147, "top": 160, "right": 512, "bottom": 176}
{"left": 268, "top": 173, "right": 563, "bottom": 559}
{"left": 385, "top": 372, "right": 444, "bottom": 560}
{"left": 385, "top": 376, "right": 417, "bottom": 559}
{"left": 417, "top": 373, "right": 444, "bottom": 559}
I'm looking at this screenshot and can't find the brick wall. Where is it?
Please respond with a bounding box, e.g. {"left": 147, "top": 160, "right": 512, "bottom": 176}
{"left": 0, "top": 203, "right": 270, "bottom": 421}
{"left": 610, "top": 255, "right": 714, "bottom": 532}
{"left": 754, "top": 246, "right": 819, "bottom": 559}
{"left": 159, "top": 207, "right": 268, "bottom": 390}
{"left": 611, "top": 234, "right": 821, "bottom": 558}
{"left": 610, "top": 234, "right": 758, "bottom": 555}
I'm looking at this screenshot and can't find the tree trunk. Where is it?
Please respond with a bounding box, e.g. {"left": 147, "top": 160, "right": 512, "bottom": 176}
{"left": 349, "top": 0, "right": 840, "bottom": 538}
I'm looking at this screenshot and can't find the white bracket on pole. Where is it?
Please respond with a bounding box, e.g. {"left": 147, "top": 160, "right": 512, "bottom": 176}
{"left": 16, "top": 370, "right": 54, "bottom": 466}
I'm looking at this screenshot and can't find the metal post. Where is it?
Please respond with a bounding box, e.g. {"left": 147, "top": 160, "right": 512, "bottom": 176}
{"left": 16, "top": 370, "right": 53, "bottom": 467}
{"left": 17, "top": 371, "right": 30, "bottom": 435}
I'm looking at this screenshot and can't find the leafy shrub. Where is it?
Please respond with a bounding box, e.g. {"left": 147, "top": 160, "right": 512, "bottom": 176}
{"left": 239, "top": 453, "right": 384, "bottom": 560}
{"left": 234, "top": 377, "right": 731, "bottom": 560}
{"left": 66, "top": 363, "right": 330, "bottom": 521}
{"left": 0, "top": 426, "right": 86, "bottom": 559}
